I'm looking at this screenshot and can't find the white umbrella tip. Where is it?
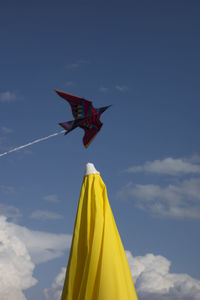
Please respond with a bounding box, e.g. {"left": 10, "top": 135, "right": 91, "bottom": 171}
{"left": 85, "top": 163, "right": 100, "bottom": 175}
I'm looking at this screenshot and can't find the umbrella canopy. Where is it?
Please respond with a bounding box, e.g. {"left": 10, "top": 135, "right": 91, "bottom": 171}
{"left": 61, "top": 163, "right": 138, "bottom": 300}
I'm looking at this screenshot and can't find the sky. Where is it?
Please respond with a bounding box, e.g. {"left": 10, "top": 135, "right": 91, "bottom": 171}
{"left": 0, "top": 0, "right": 200, "bottom": 299}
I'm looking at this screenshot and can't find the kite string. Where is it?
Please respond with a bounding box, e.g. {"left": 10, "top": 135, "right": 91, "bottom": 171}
{"left": 0, "top": 130, "right": 65, "bottom": 157}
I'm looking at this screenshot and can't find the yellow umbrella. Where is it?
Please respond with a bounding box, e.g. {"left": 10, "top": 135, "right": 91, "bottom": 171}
{"left": 61, "top": 163, "right": 138, "bottom": 300}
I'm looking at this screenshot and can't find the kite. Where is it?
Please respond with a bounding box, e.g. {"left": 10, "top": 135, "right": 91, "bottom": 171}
{"left": 55, "top": 90, "right": 110, "bottom": 147}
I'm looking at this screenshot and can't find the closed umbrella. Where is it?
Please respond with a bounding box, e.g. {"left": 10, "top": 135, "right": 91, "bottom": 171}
{"left": 61, "top": 163, "right": 138, "bottom": 300}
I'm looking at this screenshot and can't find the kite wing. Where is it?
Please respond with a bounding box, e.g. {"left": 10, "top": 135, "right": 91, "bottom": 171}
{"left": 55, "top": 90, "right": 93, "bottom": 119}
{"left": 59, "top": 121, "right": 73, "bottom": 132}
{"left": 79, "top": 119, "right": 103, "bottom": 148}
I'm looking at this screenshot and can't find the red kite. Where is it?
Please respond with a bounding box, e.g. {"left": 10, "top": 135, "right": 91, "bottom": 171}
{"left": 55, "top": 90, "right": 110, "bottom": 147}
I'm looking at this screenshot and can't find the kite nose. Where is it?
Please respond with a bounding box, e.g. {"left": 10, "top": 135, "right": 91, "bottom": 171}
{"left": 100, "top": 105, "right": 111, "bottom": 113}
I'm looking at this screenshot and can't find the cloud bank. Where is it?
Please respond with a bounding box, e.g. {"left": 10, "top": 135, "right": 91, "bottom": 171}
{"left": 43, "top": 194, "right": 60, "bottom": 203}
{"left": 66, "top": 60, "right": 88, "bottom": 69}
{"left": 122, "top": 155, "right": 200, "bottom": 219}
{"left": 115, "top": 85, "right": 129, "bottom": 92}
{"left": 125, "top": 157, "right": 200, "bottom": 176}
{"left": 44, "top": 251, "right": 200, "bottom": 300}
{"left": 0, "top": 216, "right": 71, "bottom": 299}
{"left": 127, "top": 251, "right": 200, "bottom": 300}
{"left": 30, "top": 210, "right": 63, "bottom": 220}
{"left": 0, "top": 203, "right": 22, "bottom": 222}
{"left": 118, "top": 177, "right": 200, "bottom": 219}
{"left": 1, "top": 126, "right": 13, "bottom": 134}
{"left": 0, "top": 91, "right": 17, "bottom": 103}
{"left": 0, "top": 216, "right": 37, "bottom": 300}
{"left": 44, "top": 267, "right": 66, "bottom": 300}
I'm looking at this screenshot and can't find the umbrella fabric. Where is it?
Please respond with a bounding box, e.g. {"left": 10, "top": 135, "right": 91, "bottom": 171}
{"left": 61, "top": 164, "right": 138, "bottom": 300}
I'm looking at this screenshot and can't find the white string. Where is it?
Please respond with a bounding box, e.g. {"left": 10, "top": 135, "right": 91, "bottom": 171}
{"left": 0, "top": 130, "right": 65, "bottom": 157}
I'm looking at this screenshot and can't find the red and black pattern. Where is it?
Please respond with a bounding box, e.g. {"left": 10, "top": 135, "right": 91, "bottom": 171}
{"left": 59, "top": 121, "right": 73, "bottom": 131}
{"left": 79, "top": 120, "right": 102, "bottom": 148}
{"left": 55, "top": 90, "right": 110, "bottom": 147}
{"left": 55, "top": 90, "right": 94, "bottom": 119}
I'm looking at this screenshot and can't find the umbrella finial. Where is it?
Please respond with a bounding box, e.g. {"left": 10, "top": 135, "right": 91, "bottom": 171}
{"left": 85, "top": 163, "right": 100, "bottom": 175}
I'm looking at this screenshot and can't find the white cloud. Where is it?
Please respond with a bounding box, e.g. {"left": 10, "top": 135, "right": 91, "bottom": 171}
{"left": 188, "top": 154, "right": 200, "bottom": 164}
{"left": 0, "top": 185, "right": 16, "bottom": 194}
{"left": 127, "top": 251, "right": 200, "bottom": 300}
{"left": 44, "top": 267, "right": 66, "bottom": 300}
{"left": 1, "top": 215, "right": 71, "bottom": 264}
{"left": 122, "top": 156, "right": 200, "bottom": 218}
{"left": 0, "top": 203, "right": 22, "bottom": 222}
{"left": 44, "top": 251, "right": 200, "bottom": 300}
{"left": 125, "top": 157, "right": 200, "bottom": 175}
{"left": 0, "top": 216, "right": 37, "bottom": 299}
{"left": 115, "top": 85, "right": 129, "bottom": 92}
{"left": 66, "top": 60, "right": 88, "bottom": 69}
{"left": 30, "top": 210, "right": 63, "bottom": 220}
{"left": 66, "top": 63, "right": 79, "bottom": 69}
{"left": 43, "top": 194, "right": 60, "bottom": 203}
{"left": 118, "top": 178, "right": 200, "bottom": 219}
{"left": 12, "top": 223, "right": 71, "bottom": 264}
{"left": 0, "top": 215, "right": 72, "bottom": 299}
{"left": 1, "top": 126, "right": 13, "bottom": 134}
{"left": 99, "top": 85, "right": 129, "bottom": 93}
{"left": 99, "top": 87, "right": 109, "bottom": 92}
{"left": 0, "top": 91, "right": 17, "bottom": 103}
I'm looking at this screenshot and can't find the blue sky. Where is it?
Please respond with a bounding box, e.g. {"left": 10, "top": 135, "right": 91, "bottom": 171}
{"left": 0, "top": 1, "right": 200, "bottom": 299}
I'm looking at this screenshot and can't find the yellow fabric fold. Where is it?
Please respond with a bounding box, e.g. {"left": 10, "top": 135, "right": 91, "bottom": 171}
{"left": 61, "top": 173, "right": 138, "bottom": 300}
